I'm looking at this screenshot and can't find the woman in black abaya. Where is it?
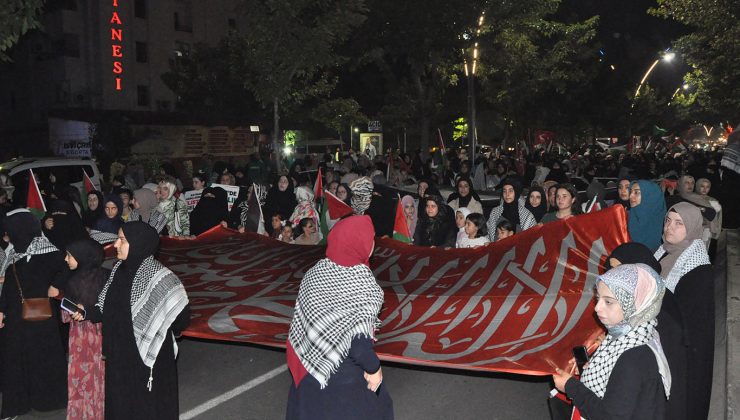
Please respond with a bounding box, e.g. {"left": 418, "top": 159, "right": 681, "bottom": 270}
{"left": 84, "top": 222, "right": 190, "bottom": 420}
{"left": 189, "top": 186, "right": 229, "bottom": 236}
{"left": 0, "top": 209, "right": 68, "bottom": 418}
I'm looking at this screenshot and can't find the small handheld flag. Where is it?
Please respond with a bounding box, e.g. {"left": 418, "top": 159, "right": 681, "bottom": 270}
{"left": 392, "top": 194, "right": 412, "bottom": 243}
{"left": 26, "top": 169, "right": 47, "bottom": 219}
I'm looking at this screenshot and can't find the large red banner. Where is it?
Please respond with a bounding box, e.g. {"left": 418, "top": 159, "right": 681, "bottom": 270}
{"left": 157, "top": 206, "right": 629, "bottom": 376}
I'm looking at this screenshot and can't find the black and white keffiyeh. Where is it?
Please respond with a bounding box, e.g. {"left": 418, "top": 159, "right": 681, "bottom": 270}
{"left": 654, "top": 239, "right": 710, "bottom": 293}
{"left": 486, "top": 199, "right": 536, "bottom": 241}
{"left": 96, "top": 256, "right": 189, "bottom": 385}
{"left": 128, "top": 208, "right": 167, "bottom": 234}
{"left": 288, "top": 258, "right": 384, "bottom": 388}
{"left": 0, "top": 236, "right": 59, "bottom": 276}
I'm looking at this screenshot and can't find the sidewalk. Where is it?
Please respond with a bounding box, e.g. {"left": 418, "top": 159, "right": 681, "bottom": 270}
{"left": 722, "top": 229, "right": 739, "bottom": 420}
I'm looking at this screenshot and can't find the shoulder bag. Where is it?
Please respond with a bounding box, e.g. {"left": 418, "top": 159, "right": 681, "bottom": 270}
{"left": 13, "top": 263, "right": 52, "bottom": 322}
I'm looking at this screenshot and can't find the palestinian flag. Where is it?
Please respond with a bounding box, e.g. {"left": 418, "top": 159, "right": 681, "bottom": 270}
{"left": 314, "top": 167, "right": 324, "bottom": 201}
{"left": 319, "top": 191, "right": 353, "bottom": 242}
{"left": 80, "top": 169, "right": 96, "bottom": 210}
{"left": 244, "top": 183, "right": 266, "bottom": 235}
{"left": 26, "top": 169, "right": 47, "bottom": 219}
{"left": 392, "top": 194, "right": 412, "bottom": 243}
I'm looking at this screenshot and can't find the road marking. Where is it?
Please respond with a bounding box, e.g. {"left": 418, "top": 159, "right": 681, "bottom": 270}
{"left": 179, "top": 364, "right": 288, "bottom": 420}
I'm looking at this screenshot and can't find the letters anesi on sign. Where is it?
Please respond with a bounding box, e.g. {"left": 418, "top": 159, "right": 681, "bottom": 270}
{"left": 111, "top": 0, "right": 122, "bottom": 90}
{"left": 153, "top": 206, "right": 629, "bottom": 375}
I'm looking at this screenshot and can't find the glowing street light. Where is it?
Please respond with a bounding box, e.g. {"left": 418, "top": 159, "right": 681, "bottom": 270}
{"left": 633, "top": 50, "right": 677, "bottom": 101}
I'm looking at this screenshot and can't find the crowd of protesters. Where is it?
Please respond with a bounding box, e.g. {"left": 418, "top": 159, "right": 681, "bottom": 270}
{"left": 0, "top": 128, "right": 737, "bottom": 419}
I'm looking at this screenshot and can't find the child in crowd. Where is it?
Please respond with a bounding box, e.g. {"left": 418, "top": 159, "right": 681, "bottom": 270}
{"left": 270, "top": 214, "right": 284, "bottom": 240}
{"left": 496, "top": 219, "right": 515, "bottom": 240}
{"left": 279, "top": 222, "right": 294, "bottom": 243}
{"left": 457, "top": 213, "right": 490, "bottom": 248}
{"left": 454, "top": 207, "right": 472, "bottom": 247}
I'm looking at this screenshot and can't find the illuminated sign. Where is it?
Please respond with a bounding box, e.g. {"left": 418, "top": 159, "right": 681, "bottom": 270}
{"left": 111, "top": 0, "right": 123, "bottom": 90}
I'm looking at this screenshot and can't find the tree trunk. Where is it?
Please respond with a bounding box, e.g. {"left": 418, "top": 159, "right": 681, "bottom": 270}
{"left": 273, "top": 97, "right": 281, "bottom": 172}
{"left": 420, "top": 115, "right": 431, "bottom": 156}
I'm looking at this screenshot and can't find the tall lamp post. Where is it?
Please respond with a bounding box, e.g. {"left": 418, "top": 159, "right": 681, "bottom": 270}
{"left": 465, "top": 11, "right": 485, "bottom": 163}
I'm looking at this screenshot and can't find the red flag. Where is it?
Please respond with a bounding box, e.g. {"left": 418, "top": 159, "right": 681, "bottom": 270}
{"left": 313, "top": 167, "right": 323, "bottom": 200}
{"left": 392, "top": 194, "right": 412, "bottom": 243}
{"left": 27, "top": 169, "right": 47, "bottom": 218}
{"left": 324, "top": 191, "right": 353, "bottom": 220}
{"left": 83, "top": 169, "right": 96, "bottom": 193}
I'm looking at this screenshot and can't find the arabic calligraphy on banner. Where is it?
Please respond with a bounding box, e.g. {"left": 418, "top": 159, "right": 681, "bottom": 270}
{"left": 158, "top": 206, "right": 630, "bottom": 375}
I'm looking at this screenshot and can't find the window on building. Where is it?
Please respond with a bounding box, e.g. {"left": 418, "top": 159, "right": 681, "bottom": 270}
{"left": 61, "top": 33, "right": 80, "bottom": 58}
{"left": 228, "top": 18, "right": 236, "bottom": 30}
{"left": 174, "top": 0, "right": 193, "bottom": 32}
{"left": 135, "top": 0, "right": 147, "bottom": 18}
{"left": 137, "top": 85, "right": 150, "bottom": 107}
{"left": 136, "top": 42, "right": 148, "bottom": 63}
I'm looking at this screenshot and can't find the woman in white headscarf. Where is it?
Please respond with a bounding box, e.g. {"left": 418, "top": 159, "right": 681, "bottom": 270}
{"left": 156, "top": 180, "right": 189, "bottom": 236}
{"left": 552, "top": 264, "right": 670, "bottom": 420}
{"left": 289, "top": 186, "right": 320, "bottom": 235}
{"left": 654, "top": 202, "right": 714, "bottom": 420}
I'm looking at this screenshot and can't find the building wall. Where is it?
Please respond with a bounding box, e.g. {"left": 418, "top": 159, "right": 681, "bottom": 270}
{"left": 0, "top": 0, "right": 241, "bottom": 131}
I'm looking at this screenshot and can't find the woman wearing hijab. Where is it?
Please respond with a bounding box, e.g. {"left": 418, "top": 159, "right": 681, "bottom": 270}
{"left": 413, "top": 195, "right": 456, "bottom": 247}
{"left": 0, "top": 209, "right": 68, "bottom": 419}
{"left": 447, "top": 177, "right": 483, "bottom": 214}
{"left": 286, "top": 215, "right": 393, "bottom": 419}
{"left": 552, "top": 264, "right": 669, "bottom": 420}
{"left": 63, "top": 239, "right": 108, "bottom": 420}
{"left": 189, "top": 186, "right": 228, "bottom": 236}
{"left": 290, "top": 186, "right": 320, "bottom": 233}
{"left": 654, "top": 202, "right": 713, "bottom": 420}
{"left": 486, "top": 177, "right": 536, "bottom": 241}
{"left": 128, "top": 188, "right": 167, "bottom": 234}
{"left": 400, "top": 195, "right": 418, "bottom": 240}
{"left": 525, "top": 186, "right": 547, "bottom": 223}
{"left": 263, "top": 175, "right": 297, "bottom": 226}
{"left": 95, "top": 194, "right": 125, "bottom": 234}
{"left": 81, "top": 190, "right": 105, "bottom": 229}
{"left": 157, "top": 180, "right": 190, "bottom": 236}
{"left": 606, "top": 242, "right": 687, "bottom": 420}
{"left": 666, "top": 175, "right": 717, "bottom": 238}
{"left": 695, "top": 177, "right": 722, "bottom": 257}
{"left": 84, "top": 222, "right": 190, "bottom": 419}
{"left": 627, "top": 180, "right": 666, "bottom": 251}
{"left": 42, "top": 198, "right": 88, "bottom": 252}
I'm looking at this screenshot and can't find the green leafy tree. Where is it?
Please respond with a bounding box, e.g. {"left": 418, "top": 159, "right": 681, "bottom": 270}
{"left": 230, "top": 0, "right": 367, "bottom": 168}
{"left": 0, "top": 0, "right": 43, "bottom": 62}
{"left": 311, "top": 98, "right": 367, "bottom": 144}
{"left": 650, "top": 0, "right": 740, "bottom": 119}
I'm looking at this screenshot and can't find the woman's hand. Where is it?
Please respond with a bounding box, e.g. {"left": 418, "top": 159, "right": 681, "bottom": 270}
{"left": 44, "top": 218, "right": 54, "bottom": 230}
{"left": 364, "top": 368, "right": 383, "bottom": 392}
{"left": 48, "top": 285, "right": 60, "bottom": 298}
{"left": 238, "top": 226, "right": 246, "bottom": 234}
{"left": 552, "top": 360, "right": 576, "bottom": 393}
{"left": 71, "top": 304, "right": 85, "bottom": 322}
{"left": 220, "top": 221, "right": 228, "bottom": 228}
{"left": 0, "top": 312, "right": 5, "bottom": 328}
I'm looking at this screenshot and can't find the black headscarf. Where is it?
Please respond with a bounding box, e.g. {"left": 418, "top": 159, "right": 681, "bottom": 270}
{"left": 65, "top": 238, "right": 107, "bottom": 309}
{"left": 525, "top": 186, "right": 548, "bottom": 223}
{"left": 501, "top": 177, "right": 522, "bottom": 226}
{"left": 415, "top": 195, "right": 456, "bottom": 247}
{"left": 605, "top": 242, "right": 662, "bottom": 274}
{"left": 4, "top": 209, "right": 41, "bottom": 253}
{"left": 120, "top": 222, "right": 160, "bottom": 273}
{"left": 264, "top": 175, "right": 297, "bottom": 220}
{"left": 82, "top": 190, "right": 105, "bottom": 229}
{"left": 446, "top": 177, "right": 480, "bottom": 208}
{"left": 42, "top": 198, "right": 88, "bottom": 251}
{"left": 190, "top": 186, "right": 229, "bottom": 236}
{"left": 95, "top": 194, "right": 124, "bottom": 234}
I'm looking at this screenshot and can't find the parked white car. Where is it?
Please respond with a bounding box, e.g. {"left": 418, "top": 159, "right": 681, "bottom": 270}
{"left": 0, "top": 157, "right": 103, "bottom": 204}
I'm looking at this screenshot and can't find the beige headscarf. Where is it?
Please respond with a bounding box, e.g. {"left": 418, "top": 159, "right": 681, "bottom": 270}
{"left": 659, "top": 202, "right": 704, "bottom": 277}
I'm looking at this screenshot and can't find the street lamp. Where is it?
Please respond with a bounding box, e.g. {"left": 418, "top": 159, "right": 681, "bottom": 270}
{"left": 464, "top": 11, "right": 485, "bottom": 162}
{"left": 633, "top": 50, "right": 676, "bottom": 100}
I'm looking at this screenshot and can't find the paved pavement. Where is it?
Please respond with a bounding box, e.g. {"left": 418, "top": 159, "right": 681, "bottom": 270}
{"left": 3, "top": 230, "right": 737, "bottom": 419}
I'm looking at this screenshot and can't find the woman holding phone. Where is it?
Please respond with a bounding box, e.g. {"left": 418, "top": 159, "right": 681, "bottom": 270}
{"left": 552, "top": 264, "right": 670, "bottom": 419}
{"left": 63, "top": 238, "right": 108, "bottom": 419}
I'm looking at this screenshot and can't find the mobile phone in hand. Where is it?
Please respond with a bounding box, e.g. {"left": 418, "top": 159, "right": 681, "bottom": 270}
{"left": 572, "top": 345, "right": 589, "bottom": 373}
{"left": 61, "top": 297, "right": 86, "bottom": 319}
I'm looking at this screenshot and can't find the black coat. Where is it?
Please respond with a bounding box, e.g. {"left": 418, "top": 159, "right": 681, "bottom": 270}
{"left": 0, "top": 252, "right": 68, "bottom": 418}
{"left": 286, "top": 336, "right": 393, "bottom": 420}
{"left": 413, "top": 204, "right": 456, "bottom": 247}
{"left": 656, "top": 290, "right": 688, "bottom": 420}
{"left": 565, "top": 346, "right": 666, "bottom": 420}
{"left": 672, "top": 264, "right": 714, "bottom": 420}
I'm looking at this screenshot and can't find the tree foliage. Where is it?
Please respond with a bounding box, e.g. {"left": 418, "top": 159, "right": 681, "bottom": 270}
{"left": 650, "top": 0, "right": 740, "bottom": 120}
{"left": 0, "top": 0, "right": 44, "bottom": 62}
{"left": 311, "top": 98, "right": 367, "bottom": 140}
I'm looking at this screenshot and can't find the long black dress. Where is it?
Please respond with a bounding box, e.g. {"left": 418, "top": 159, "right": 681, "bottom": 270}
{"left": 96, "top": 263, "right": 190, "bottom": 420}
{"left": 0, "top": 252, "right": 68, "bottom": 417}
{"left": 671, "top": 264, "right": 714, "bottom": 420}
{"left": 655, "top": 290, "right": 688, "bottom": 420}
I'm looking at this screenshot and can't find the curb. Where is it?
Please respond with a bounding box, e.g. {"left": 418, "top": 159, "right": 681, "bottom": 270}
{"left": 725, "top": 229, "right": 739, "bottom": 420}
